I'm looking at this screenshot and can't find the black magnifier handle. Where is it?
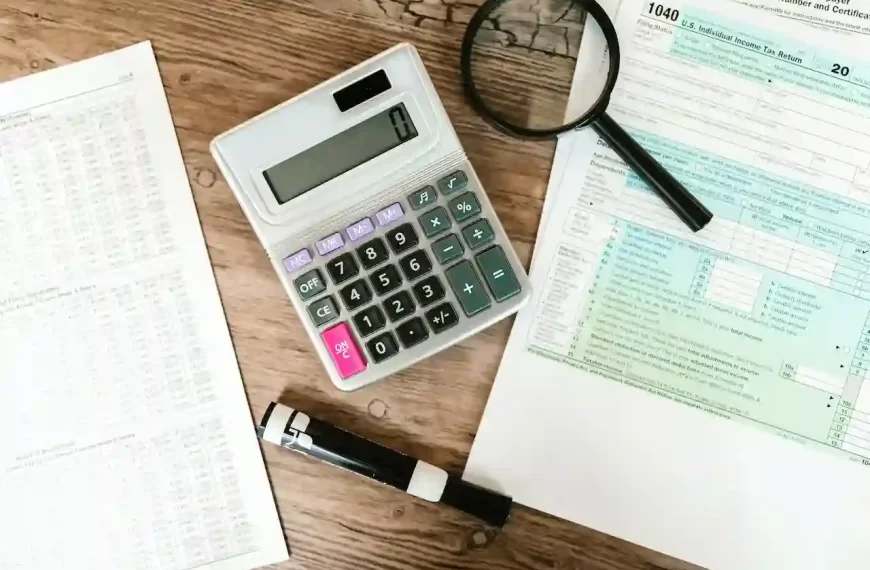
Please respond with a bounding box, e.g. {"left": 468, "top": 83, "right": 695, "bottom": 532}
{"left": 592, "top": 113, "right": 713, "bottom": 232}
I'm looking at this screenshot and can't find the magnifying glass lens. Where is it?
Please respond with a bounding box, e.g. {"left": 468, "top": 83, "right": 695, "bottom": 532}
{"left": 468, "top": 0, "right": 612, "bottom": 132}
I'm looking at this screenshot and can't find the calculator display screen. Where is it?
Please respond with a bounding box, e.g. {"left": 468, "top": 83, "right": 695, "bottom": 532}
{"left": 263, "top": 103, "right": 418, "bottom": 204}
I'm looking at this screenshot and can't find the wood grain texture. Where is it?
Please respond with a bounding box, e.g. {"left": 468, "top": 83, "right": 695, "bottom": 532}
{"left": 0, "top": 1, "right": 700, "bottom": 569}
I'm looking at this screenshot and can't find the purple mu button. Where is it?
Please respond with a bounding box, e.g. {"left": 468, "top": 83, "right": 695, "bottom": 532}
{"left": 376, "top": 203, "right": 404, "bottom": 226}
{"left": 316, "top": 232, "right": 345, "bottom": 256}
{"left": 346, "top": 218, "right": 375, "bottom": 242}
{"left": 283, "top": 249, "right": 313, "bottom": 273}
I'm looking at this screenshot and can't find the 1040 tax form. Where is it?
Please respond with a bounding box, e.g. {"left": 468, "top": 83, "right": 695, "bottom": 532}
{"left": 467, "top": 0, "right": 870, "bottom": 568}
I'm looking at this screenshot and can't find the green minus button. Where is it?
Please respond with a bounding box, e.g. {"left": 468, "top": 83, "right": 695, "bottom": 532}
{"left": 476, "top": 246, "right": 521, "bottom": 302}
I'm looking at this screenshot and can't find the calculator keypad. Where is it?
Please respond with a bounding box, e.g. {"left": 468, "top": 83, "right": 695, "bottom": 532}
{"left": 339, "top": 279, "right": 373, "bottom": 311}
{"left": 409, "top": 185, "right": 437, "bottom": 210}
{"left": 432, "top": 234, "right": 464, "bottom": 265}
{"left": 326, "top": 252, "right": 359, "bottom": 285}
{"left": 461, "top": 219, "right": 495, "bottom": 250}
{"left": 438, "top": 170, "right": 468, "bottom": 195}
{"left": 368, "top": 332, "right": 400, "bottom": 363}
{"left": 370, "top": 264, "right": 403, "bottom": 296}
{"left": 353, "top": 305, "right": 386, "bottom": 337}
{"left": 308, "top": 296, "right": 339, "bottom": 327}
{"left": 477, "top": 246, "right": 521, "bottom": 301}
{"left": 448, "top": 192, "right": 481, "bottom": 223}
{"left": 445, "top": 260, "right": 491, "bottom": 317}
{"left": 295, "top": 269, "right": 326, "bottom": 300}
{"left": 412, "top": 275, "right": 445, "bottom": 307}
{"left": 419, "top": 206, "right": 452, "bottom": 238}
{"left": 386, "top": 223, "right": 419, "bottom": 254}
{"left": 425, "top": 302, "right": 460, "bottom": 334}
{"left": 321, "top": 323, "right": 367, "bottom": 379}
{"left": 384, "top": 290, "right": 415, "bottom": 322}
{"left": 398, "top": 250, "right": 432, "bottom": 281}
{"left": 281, "top": 167, "right": 525, "bottom": 387}
{"left": 396, "top": 317, "right": 429, "bottom": 348}
{"left": 357, "top": 238, "right": 390, "bottom": 269}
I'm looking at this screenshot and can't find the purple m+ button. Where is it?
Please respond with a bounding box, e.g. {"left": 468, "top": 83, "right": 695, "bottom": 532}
{"left": 376, "top": 203, "right": 404, "bottom": 226}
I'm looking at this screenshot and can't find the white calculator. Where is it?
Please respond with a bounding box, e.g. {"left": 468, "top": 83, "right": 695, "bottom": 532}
{"left": 210, "top": 44, "right": 531, "bottom": 391}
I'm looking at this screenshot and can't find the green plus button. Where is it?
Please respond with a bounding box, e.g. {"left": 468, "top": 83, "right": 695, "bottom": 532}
{"left": 445, "top": 260, "right": 491, "bottom": 316}
{"left": 462, "top": 219, "right": 494, "bottom": 249}
{"left": 408, "top": 185, "right": 436, "bottom": 210}
{"left": 419, "top": 206, "right": 452, "bottom": 238}
{"left": 448, "top": 192, "right": 481, "bottom": 223}
{"left": 432, "top": 233, "right": 464, "bottom": 264}
{"left": 476, "top": 246, "right": 521, "bottom": 302}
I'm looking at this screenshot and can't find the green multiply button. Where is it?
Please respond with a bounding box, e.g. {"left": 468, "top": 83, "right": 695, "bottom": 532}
{"left": 419, "top": 206, "right": 452, "bottom": 238}
{"left": 445, "top": 260, "right": 491, "bottom": 316}
{"left": 476, "top": 246, "right": 521, "bottom": 302}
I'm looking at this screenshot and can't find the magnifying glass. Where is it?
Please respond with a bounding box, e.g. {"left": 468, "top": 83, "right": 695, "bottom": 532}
{"left": 460, "top": 0, "right": 713, "bottom": 233}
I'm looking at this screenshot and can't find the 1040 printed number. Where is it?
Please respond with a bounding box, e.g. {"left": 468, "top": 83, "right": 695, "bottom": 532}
{"left": 648, "top": 2, "right": 679, "bottom": 21}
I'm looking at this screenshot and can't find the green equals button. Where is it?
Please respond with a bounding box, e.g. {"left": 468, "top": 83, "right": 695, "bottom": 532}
{"left": 476, "top": 246, "right": 521, "bottom": 302}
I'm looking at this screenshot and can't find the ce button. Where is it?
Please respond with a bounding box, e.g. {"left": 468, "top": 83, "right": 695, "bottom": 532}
{"left": 308, "top": 296, "right": 340, "bottom": 327}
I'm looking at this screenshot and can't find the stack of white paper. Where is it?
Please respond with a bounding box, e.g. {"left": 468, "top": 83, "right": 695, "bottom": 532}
{"left": 0, "top": 43, "right": 287, "bottom": 570}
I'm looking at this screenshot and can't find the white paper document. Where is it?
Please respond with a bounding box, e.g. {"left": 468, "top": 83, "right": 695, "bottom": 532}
{"left": 467, "top": 1, "right": 870, "bottom": 569}
{"left": 0, "top": 43, "right": 288, "bottom": 569}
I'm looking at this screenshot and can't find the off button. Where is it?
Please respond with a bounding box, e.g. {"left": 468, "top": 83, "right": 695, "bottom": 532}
{"left": 294, "top": 269, "right": 326, "bottom": 300}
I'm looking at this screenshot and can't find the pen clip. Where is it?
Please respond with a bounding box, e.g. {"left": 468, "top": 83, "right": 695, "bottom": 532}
{"left": 281, "top": 426, "right": 314, "bottom": 451}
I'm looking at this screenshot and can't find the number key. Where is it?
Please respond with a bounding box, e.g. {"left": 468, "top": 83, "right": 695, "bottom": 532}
{"left": 339, "top": 279, "right": 373, "bottom": 311}
{"left": 326, "top": 252, "right": 359, "bottom": 285}
{"left": 384, "top": 291, "right": 415, "bottom": 322}
{"left": 356, "top": 238, "right": 389, "bottom": 269}
{"left": 386, "top": 223, "right": 419, "bottom": 254}
{"left": 412, "top": 275, "right": 446, "bottom": 307}
{"left": 370, "top": 264, "right": 403, "bottom": 296}
{"left": 353, "top": 305, "right": 386, "bottom": 337}
{"left": 367, "top": 332, "right": 400, "bottom": 363}
{"left": 399, "top": 250, "right": 432, "bottom": 281}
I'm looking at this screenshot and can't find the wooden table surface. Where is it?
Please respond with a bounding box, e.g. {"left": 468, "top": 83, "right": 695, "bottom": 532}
{"left": 0, "top": 2, "right": 700, "bottom": 569}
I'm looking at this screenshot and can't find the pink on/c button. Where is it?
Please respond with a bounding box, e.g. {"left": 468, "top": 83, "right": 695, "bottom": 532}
{"left": 321, "top": 322, "right": 367, "bottom": 379}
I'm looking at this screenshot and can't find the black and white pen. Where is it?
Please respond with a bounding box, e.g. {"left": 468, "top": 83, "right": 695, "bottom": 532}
{"left": 258, "top": 401, "right": 513, "bottom": 527}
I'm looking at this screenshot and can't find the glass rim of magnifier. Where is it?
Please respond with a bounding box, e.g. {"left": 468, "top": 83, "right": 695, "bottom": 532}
{"left": 460, "top": 0, "right": 622, "bottom": 140}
